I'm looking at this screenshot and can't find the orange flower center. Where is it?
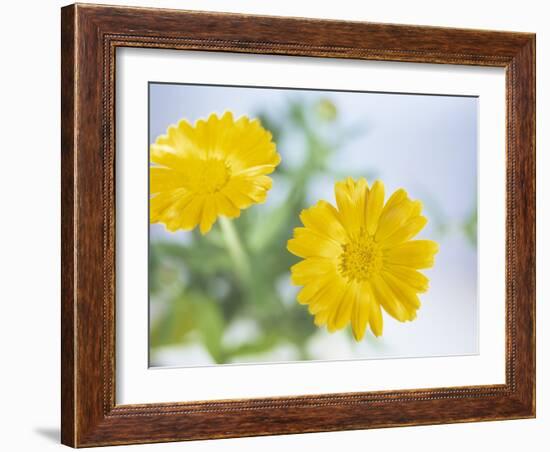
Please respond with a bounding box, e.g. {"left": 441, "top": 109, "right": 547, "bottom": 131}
{"left": 338, "top": 235, "right": 382, "bottom": 282}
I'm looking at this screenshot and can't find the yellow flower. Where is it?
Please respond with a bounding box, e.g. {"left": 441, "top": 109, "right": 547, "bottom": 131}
{"left": 150, "top": 112, "right": 281, "bottom": 234}
{"left": 287, "top": 177, "right": 438, "bottom": 341}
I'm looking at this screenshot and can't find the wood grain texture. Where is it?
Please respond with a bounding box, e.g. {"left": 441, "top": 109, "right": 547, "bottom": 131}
{"left": 60, "top": 3, "right": 536, "bottom": 447}
{"left": 60, "top": 5, "right": 76, "bottom": 447}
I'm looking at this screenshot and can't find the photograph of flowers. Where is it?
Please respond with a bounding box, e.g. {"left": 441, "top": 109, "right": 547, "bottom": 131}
{"left": 148, "top": 82, "right": 478, "bottom": 368}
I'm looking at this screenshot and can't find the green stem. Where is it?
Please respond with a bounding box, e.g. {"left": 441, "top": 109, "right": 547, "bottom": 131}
{"left": 218, "top": 216, "right": 251, "bottom": 285}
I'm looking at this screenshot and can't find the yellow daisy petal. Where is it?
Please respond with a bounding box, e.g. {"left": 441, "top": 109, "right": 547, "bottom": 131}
{"left": 290, "top": 257, "right": 337, "bottom": 286}
{"left": 409, "top": 200, "right": 422, "bottom": 218}
{"left": 308, "top": 274, "right": 347, "bottom": 319}
{"left": 150, "top": 112, "right": 280, "bottom": 233}
{"left": 381, "top": 188, "right": 408, "bottom": 213}
{"left": 150, "top": 143, "right": 187, "bottom": 171}
{"left": 224, "top": 174, "right": 273, "bottom": 204}
{"left": 287, "top": 228, "right": 342, "bottom": 259}
{"left": 223, "top": 115, "right": 280, "bottom": 173}
{"left": 350, "top": 282, "right": 369, "bottom": 341}
{"left": 214, "top": 193, "right": 240, "bottom": 219}
{"left": 334, "top": 177, "right": 369, "bottom": 236}
{"left": 199, "top": 196, "right": 218, "bottom": 235}
{"left": 314, "top": 309, "right": 331, "bottom": 328}
{"left": 219, "top": 181, "right": 256, "bottom": 210}
{"left": 381, "top": 216, "right": 428, "bottom": 248}
{"left": 327, "top": 284, "right": 355, "bottom": 332}
{"left": 178, "top": 195, "right": 206, "bottom": 232}
{"left": 365, "top": 180, "right": 385, "bottom": 235}
{"left": 150, "top": 189, "right": 190, "bottom": 223}
{"left": 370, "top": 274, "right": 411, "bottom": 322}
{"left": 297, "top": 272, "right": 338, "bottom": 307}
{"left": 384, "top": 240, "right": 439, "bottom": 269}
{"left": 381, "top": 271, "right": 422, "bottom": 313}
{"left": 233, "top": 164, "right": 278, "bottom": 178}
{"left": 350, "top": 177, "right": 369, "bottom": 229}
{"left": 375, "top": 199, "right": 414, "bottom": 243}
{"left": 384, "top": 264, "right": 430, "bottom": 293}
{"left": 153, "top": 119, "right": 201, "bottom": 160}
{"left": 150, "top": 167, "right": 185, "bottom": 194}
{"left": 299, "top": 201, "right": 347, "bottom": 244}
{"left": 368, "top": 295, "right": 384, "bottom": 337}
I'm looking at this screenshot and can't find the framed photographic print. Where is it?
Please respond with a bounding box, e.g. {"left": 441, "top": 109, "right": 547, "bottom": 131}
{"left": 61, "top": 3, "right": 536, "bottom": 447}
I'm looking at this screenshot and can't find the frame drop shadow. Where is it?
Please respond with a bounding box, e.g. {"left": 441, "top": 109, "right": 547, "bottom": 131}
{"left": 34, "top": 427, "right": 60, "bottom": 443}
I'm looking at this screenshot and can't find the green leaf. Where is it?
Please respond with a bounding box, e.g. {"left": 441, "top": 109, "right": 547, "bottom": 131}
{"left": 151, "top": 240, "right": 232, "bottom": 276}
{"left": 193, "top": 294, "right": 226, "bottom": 363}
{"left": 150, "top": 290, "right": 226, "bottom": 363}
{"left": 247, "top": 184, "right": 306, "bottom": 254}
{"left": 149, "top": 294, "right": 195, "bottom": 348}
{"left": 463, "top": 204, "right": 478, "bottom": 246}
{"left": 224, "top": 332, "right": 280, "bottom": 360}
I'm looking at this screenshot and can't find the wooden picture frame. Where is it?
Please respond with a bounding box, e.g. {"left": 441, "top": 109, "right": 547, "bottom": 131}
{"left": 61, "top": 3, "right": 535, "bottom": 447}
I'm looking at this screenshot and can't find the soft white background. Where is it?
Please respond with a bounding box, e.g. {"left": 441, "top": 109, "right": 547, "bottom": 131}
{"left": 0, "top": 0, "right": 545, "bottom": 451}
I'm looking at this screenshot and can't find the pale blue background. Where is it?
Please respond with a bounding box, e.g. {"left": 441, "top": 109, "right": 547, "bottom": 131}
{"left": 149, "top": 82, "right": 478, "bottom": 365}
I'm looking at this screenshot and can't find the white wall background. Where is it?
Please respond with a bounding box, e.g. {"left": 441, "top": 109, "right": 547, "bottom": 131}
{"left": 0, "top": 0, "right": 545, "bottom": 451}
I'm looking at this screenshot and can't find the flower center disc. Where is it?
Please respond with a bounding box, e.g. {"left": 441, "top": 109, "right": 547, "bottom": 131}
{"left": 189, "top": 159, "right": 231, "bottom": 194}
{"left": 339, "top": 235, "right": 382, "bottom": 282}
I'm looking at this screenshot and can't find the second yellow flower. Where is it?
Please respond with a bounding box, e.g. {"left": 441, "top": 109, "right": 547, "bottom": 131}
{"left": 150, "top": 112, "right": 281, "bottom": 234}
{"left": 287, "top": 177, "right": 439, "bottom": 341}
